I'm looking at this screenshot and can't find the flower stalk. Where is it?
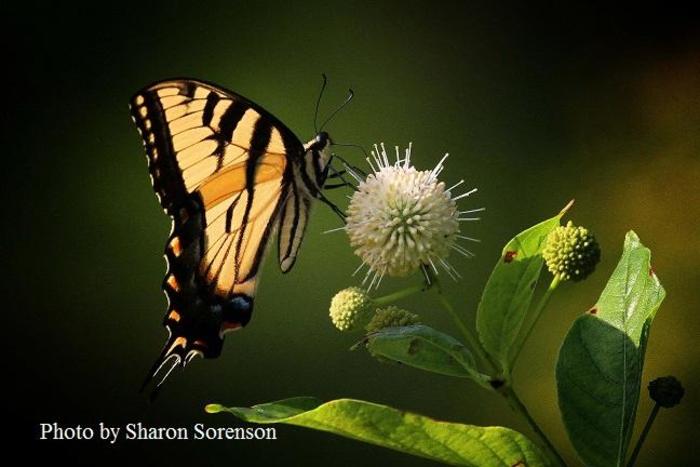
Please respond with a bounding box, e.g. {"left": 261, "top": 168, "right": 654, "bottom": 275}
{"left": 626, "top": 403, "right": 660, "bottom": 467}
{"left": 373, "top": 283, "right": 427, "bottom": 306}
{"left": 627, "top": 376, "right": 684, "bottom": 466}
{"left": 509, "top": 275, "right": 561, "bottom": 371}
{"left": 435, "top": 286, "right": 496, "bottom": 375}
{"left": 499, "top": 386, "right": 568, "bottom": 467}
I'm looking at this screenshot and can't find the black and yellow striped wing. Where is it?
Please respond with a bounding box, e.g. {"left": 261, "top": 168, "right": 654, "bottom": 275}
{"left": 277, "top": 180, "right": 312, "bottom": 272}
{"left": 130, "top": 78, "right": 307, "bottom": 392}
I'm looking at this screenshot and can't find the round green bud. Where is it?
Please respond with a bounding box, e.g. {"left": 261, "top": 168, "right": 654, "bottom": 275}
{"left": 329, "top": 287, "right": 374, "bottom": 331}
{"left": 365, "top": 306, "right": 420, "bottom": 333}
{"left": 648, "top": 376, "right": 684, "bottom": 408}
{"left": 542, "top": 221, "right": 601, "bottom": 282}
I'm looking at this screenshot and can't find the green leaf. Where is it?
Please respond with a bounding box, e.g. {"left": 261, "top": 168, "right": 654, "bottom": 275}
{"left": 364, "top": 324, "right": 490, "bottom": 388}
{"left": 476, "top": 201, "right": 572, "bottom": 373}
{"left": 207, "top": 398, "right": 550, "bottom": 466}
{"left": 556, "top": 231, "right": 665, "bottom": 467}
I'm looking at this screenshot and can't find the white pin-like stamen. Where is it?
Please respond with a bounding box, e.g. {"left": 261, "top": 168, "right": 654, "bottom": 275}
{"left": 457, "top": 235, "right": 481, "bottom": 242}
{"left": 352, "top": 261, "right": 367, "bottom": 277}
{"left": 452, "top": 188, "right": 478, "bottom": 201}
{"left": 343, "top": 164, "right": 364, "bottom": 183}
{"left": 374, "top": 270, "right": 386, "bottom": 290}
{"left": 361, "top": 264, "right": 374, "bottom": 285}
{"left": 451, "top": 244, "right": 475, "bottom": 258}
{"left": 441, "top": 258, "right": 462, "bottom": 278}
{"left": 428, "top": 257, "right": 439, "bottom": 275}
{"left": 447, "top": 179, "right": 465, "bottom": 193}
{"left": 438, "top": 257, "right": 459, "bottom": 281}
{"left": 430, "top": 153, "right": 449, "bottom": 179}
{"left": 323, "top": 226, "right": 347, "bottom": 234}
{"left": 459, "top": 208, "right": 486, "bottom": 214}
{"left": 365, "top": 156, "right": 377, "bottom": 174}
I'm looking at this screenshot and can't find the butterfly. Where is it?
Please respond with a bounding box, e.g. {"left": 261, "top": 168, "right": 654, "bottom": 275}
{"left": 130, "top": 77, "right": 351, "bottom": 397}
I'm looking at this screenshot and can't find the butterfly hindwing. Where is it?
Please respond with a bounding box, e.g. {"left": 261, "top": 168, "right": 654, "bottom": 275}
{"left": 278, "top": 179, "right": 312, "bottom": 273}
{"left": 130, "top": 79, "right": 307, "bottom": 388}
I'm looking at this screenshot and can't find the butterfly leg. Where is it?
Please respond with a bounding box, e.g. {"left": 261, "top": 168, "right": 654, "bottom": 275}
{"left": 317, "top": 192, "right": 346, "bottom": 222}
{"left": 323, "top": 156, "right": 356, "bottom": 191}
{"left": 324, "top": 173, "right": 354, "bottom": 189}
{"left": 324, "top": 182, "right": 350, "bottom": 190}
{"left": 333, "top": 153, "right": 368, "bottom": 178}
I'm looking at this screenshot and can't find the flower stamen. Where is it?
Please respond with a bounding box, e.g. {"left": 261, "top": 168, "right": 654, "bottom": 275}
{"left": 452, "top": 188, "right": 478, "bottom": 201}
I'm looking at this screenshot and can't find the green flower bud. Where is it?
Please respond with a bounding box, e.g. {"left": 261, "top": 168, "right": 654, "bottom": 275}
{"left": 365, "top": 306, "right": 420, "bottom": 333}
{"left": 648, "top": 376, "right": 684, "bottom": 408}
{"left": 542, "top": 221, "right": 601, "bottom": 282}
{"left": 329, "top": 287, "right": 374, "bottom": 331}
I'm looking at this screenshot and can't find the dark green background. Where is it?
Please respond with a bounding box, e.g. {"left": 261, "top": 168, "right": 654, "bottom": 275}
{"left": 7, "top": 1, "right": 699, "bottom": 465}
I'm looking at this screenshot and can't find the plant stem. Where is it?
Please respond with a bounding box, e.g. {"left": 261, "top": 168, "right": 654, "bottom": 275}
{"left": 510, "top": 275, "right": 561, "bottom": 369}
{"left": 432, "top": 281, "right": 497, "bottom": 374}
{"left": 501, "top": 386, "right": 567, "bottom": 467}
{"left": 626, "top": 403, "right": 660, "bottom": 467}
{"left": 373, "top": 283, "right": 426, "bottom": 306}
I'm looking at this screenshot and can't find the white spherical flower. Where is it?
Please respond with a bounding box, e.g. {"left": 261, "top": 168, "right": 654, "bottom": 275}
{"left": 343, "top": 143, "right": 482, "bottom": 287}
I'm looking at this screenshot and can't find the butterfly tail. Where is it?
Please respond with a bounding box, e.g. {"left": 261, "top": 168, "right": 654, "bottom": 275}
{"left": 139, "top": 336, "right": 185, "bottom": 401}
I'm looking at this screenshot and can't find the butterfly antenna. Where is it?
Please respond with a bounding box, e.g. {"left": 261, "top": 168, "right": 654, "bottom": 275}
{"left": 140, "top": 338, "right": 183, "bottom": 402}
{"left": 313, "top": 73, "right": 328, "bottom": 134}
{"left": 319, "top": 89, "right": 354, "bottom": 132}
{"left": 332, "top": 142, "right": 369, "bottom": 158}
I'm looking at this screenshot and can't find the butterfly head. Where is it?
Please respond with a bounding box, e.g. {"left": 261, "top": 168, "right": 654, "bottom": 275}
{"left": 314, "top": 131, "right": 332, "bottom": 152}
{"left": 317, "top": 130, "right": 333, "bottom": 157}
{"left": 304, "top": 131, "right": 334, "bottom": 189}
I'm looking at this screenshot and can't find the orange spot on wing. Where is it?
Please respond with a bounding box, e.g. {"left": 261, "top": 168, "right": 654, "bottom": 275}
{"left": 170, "top": 237, "right": 183, "bottom": 256}
{"left": 167, "top": 336, "right": 187, "bottom": 354}
{"left": 169, "top": 310, "right": 181, "bottom": 322}
{"left": 167, "top": 275, "right": 181, "bottom": 292}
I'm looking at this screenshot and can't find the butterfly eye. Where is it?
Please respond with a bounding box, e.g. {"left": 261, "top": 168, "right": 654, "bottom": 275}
{"left": 317, "top": 131, "right": 330, "bottom": 146}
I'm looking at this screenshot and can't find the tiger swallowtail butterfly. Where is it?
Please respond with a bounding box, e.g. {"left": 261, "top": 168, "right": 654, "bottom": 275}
{"left": 130, "top": 78, "right": 345, "bottom": 398}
